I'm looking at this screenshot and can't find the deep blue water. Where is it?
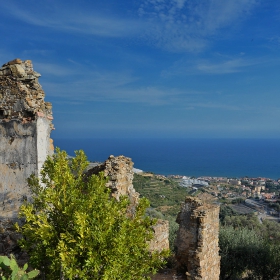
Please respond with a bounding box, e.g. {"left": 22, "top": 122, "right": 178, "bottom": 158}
{"left": 54, "top": 138, "right": 280, "bottom": 179}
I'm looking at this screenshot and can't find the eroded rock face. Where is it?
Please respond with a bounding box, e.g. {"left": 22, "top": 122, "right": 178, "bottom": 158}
{"left": 175, "top": 197, "right": 220, "bottom": 280}
{"left": 0, "top": 59, "right": 54, "bottom": 218}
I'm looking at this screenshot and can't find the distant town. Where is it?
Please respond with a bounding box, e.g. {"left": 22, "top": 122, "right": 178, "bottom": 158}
{"left": 136, "top": 170, "right": 280, "bottom": 221}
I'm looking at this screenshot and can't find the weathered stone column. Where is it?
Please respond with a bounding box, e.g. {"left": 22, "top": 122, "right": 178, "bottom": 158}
{"left": 175, "top": 197, "right": 220, "bottom": 280}
{"left": 0, "top": 59, "right": 54, "bottom": 218}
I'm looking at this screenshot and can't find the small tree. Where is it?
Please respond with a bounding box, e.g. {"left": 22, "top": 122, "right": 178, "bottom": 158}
{"left": 16, "top": 149, "right": 167, "bottom": 279}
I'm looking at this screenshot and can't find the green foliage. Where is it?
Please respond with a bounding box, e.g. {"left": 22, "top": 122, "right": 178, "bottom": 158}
{"left": 219, "top": 226, "right": 280, "bottom": 279}
{"left": 220, "top": 212, "right": 280, "bottom": 243}
{"left": 220, "top": 204, "right": 280, "bottom": 279}
{"left": 231, "top": 197, "right": 245, "bottom": 204}
{"left": 261, "top": 219, "right": 280, "bottom": 244}
{"left": 16, "top": 149, "right": 167, "bottom": 280}
{"left": 133, "top": 173, "right": 188, "bottom": 216}
{"left": 0, "top": 255, "right": 39, "bottom": 280}
{"left": 265, "top": 181, "right": 280, "bottom": 193}
{"left": 268, "top": 202, "right": 280, "bottom": 212}
{"left": 133, "top": 174, "right": 186, "bottom": 250}
{"left": 145, "top": 208, "right": 164, "bottom": 220}
{"left": 164, "top": 216, "right": 178, "bottom": 253}
{"left": 219, "top": 205, "right": 237, "bottom": 222}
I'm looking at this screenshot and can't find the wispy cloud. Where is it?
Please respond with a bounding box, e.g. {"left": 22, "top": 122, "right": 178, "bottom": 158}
{"left": 1, "top": 0, "right": 259, "bottom": 53}
{"left": 22, "top": 49, "right": 55, "bottom": 57}
{"left": 139, "top": 0, "right": 259, "bottom": 51}
{"left": 36, "top": 61, "right": 200, "bottom": 105}
{"left": 196, "top": 58, "right": 258, "bottom": 74}
{"left": 186, "top": 102, "right": 242, "bottom": 111}
{"left": 44, "top": 79, "right": 185, "bottom": 106}
{"left": 34, "top": 62, "right": 76, "bottom": 77}
{"left": 162, "top": 55, "right": 265, "bottom": 76}
{"left": 0, "top": 2, "right": 145, "bottom": 38}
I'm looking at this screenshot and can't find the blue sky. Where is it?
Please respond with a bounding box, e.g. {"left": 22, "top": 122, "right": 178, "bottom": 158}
{"left": 1, "top": 0, "right": 280, "bottom": 139}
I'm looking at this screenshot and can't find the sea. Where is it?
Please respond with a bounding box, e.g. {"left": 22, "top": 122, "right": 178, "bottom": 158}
{"left": 54, "top": 138, "right": 280, "bottom": 180}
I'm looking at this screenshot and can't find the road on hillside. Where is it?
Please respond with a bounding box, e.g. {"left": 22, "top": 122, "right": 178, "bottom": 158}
{"left": 245, "top": 199, "right": 279, "bottom": 223}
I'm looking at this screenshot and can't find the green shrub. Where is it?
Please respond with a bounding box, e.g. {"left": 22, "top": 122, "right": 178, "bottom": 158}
{"left": 220, "top": 226, "right": 280, "bottom": 279}
{"left": 0, "top": 255, "right": 39, "bottom": 280}
{"left": 16, "top": 149, "right": 168, "bottom": 280}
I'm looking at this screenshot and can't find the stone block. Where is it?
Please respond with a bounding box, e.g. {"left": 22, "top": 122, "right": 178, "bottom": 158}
{"left": 2, "top": 68, "right": 11, "bottom": 75}
{"left": 8, "top": 58, "right": 22, "bottom": 65}
{"left": 10, "top": 64, "right": 26, "bottom": 78}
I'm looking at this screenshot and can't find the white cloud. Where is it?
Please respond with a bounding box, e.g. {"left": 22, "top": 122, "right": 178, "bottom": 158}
{"left": 44, "top": 78, "right": 185, "bottom": 105}
{"left": 162, "top": 55, "right": 265, "bottom": 76}
{"left": 0, "top": 0, "right": 259, "bottom": 53}
{"left": 37, "top": 63, "right": 202, "bottom": 105}
{"left": 34, "top": 62, "right": 76, "bottom": 77}
{"left": 196, "top": 58, "right": 257, "bottom": 74}
{"left": 139, "top": 0, "right": 259, "bottom": 51}
{"left": 186, "top": 102, "right": 242, "bottom": 111}
{"left": 0, "top": 2, "right": 145, "bottom": 38}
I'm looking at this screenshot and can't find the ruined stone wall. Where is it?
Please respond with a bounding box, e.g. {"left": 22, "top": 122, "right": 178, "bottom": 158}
{"left": 86, "top": 155, "right": 139, "bottom": 213}
{"left": 149, "top": 219, "right": 169, "bottom": 252}
{"left": 175, "top": 197, "right": 220, "bottom": 280}
{"left": 86, "top": 155, "right": 169, "bottom": 252}
{"left": 0, "top": 59, "right": 54, "bottom": 218}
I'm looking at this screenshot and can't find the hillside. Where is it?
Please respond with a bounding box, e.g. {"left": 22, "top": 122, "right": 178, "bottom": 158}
{"left": 133, "top": 173, "right": 189, "bottom": 216}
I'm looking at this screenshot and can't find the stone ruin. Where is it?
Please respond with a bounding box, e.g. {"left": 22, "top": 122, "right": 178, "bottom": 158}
{"left": 0, "top": 59, "right": 54, "bottom": 218}
{"left": 0, "top": 59, "right": 220, "bottom": 279}
{"left": 175, "top": 197, "right": 220, "bottom": 280}
{"left": 85, "top": 155, "right": 139, "bottom": 207}
{"left": 85, "top": 155, "right": 169, "bottom": 252}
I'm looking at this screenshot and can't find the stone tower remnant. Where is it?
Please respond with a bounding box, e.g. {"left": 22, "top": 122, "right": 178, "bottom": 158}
{"left": 0, "top": 59, "right": 54, "bottom": 218}
{"left": 175, "top": 197, "right": 220, "bottom": 280}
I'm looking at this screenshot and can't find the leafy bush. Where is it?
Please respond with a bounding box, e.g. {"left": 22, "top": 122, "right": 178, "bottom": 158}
{"left": 219, "top": 226, "right": 280, "bottom": 279}
{"left": 145, "top": 208, "right": 165, "bottom": 219}
{"left": 0, "top": 255, "right": 39, "bottom": 280}
{"left": 16, "top": 149, "right": 168, "bottom": 280}
{"left": 165, "top": 216, "right": 179, "bottom": 252}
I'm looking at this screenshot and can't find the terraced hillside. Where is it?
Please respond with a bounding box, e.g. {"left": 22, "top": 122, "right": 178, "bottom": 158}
{"left": 230, "top": 204, "right": 257, "bottom": 215}
{"left": 133, "top": 173, "right": 190, "bottom": 216}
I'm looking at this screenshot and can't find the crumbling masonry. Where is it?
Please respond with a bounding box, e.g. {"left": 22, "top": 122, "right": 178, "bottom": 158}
{"left": 175, "top": 197, "right": 220, "bottom": 280}
{"left": 0, "top": 59, "right": 54, "bottom": 218}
